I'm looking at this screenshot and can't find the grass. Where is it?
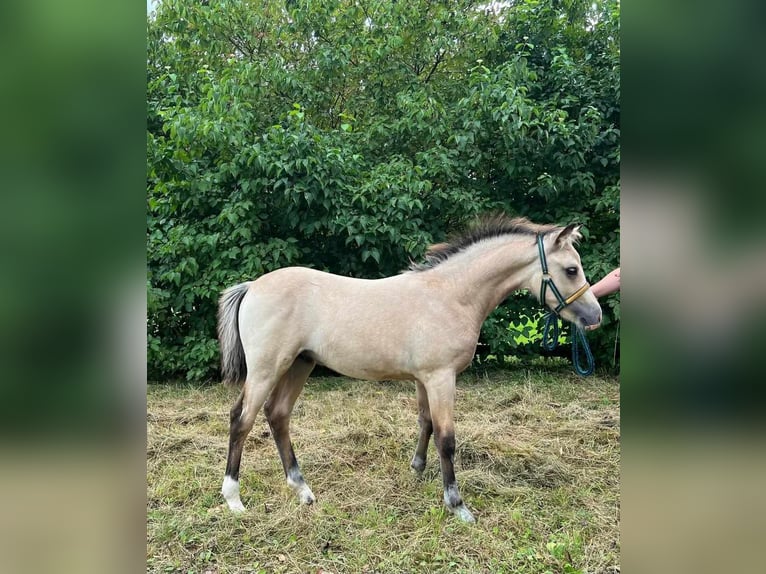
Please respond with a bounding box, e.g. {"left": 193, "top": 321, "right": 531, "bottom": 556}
{"left": 147, "top": 367, "right": 619, "bottom": 574}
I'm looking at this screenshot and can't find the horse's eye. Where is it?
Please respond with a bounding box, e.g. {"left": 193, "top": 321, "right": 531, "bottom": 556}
{"left": 566, "top": 267, "right": 578, "bottom": 277}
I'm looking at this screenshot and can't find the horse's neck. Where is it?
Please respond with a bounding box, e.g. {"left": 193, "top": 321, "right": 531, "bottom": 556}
{"left": 430, "top": 237, "right": 538, "bottom": 325}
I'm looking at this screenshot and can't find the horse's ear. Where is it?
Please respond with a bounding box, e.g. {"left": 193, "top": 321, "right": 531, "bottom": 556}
{"left": 555, "top": 223, "right": 581, "bottom": 246}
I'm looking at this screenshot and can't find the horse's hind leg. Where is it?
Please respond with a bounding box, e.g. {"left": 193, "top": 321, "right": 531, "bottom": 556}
{"left": 410, "top": 381, "right": 433, "bottom": 474}
{"left": 222, "top": 368, "right": 283, "bottom": 512}
{"left": 223, "top": 389, "right": 246, "bottom": 511}
{"left": 264, "top": 356, "right": 316, "bottom": 504}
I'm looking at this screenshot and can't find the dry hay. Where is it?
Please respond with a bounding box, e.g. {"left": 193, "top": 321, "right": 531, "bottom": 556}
{"left": 147, "top": 369, "right": 619, "bottom": 573}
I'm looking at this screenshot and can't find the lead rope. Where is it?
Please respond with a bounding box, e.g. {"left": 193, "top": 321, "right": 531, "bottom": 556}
{"left": 541, "top": 311, "right": 595, "bottom": 376}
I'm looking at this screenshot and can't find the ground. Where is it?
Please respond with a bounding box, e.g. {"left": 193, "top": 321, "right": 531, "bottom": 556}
{"left": 147, "top": 367, "right": 619, "bottom": 574}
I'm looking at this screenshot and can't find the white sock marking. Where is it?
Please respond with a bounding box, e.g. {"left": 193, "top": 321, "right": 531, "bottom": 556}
{"left": 444, "top": 484, "right": 475, "bottom": 522}
{"left": 222, "top": 476, "right": 245, "bottom": 512}
{"left": 287, "top": 472, "right": 316, "bottom": 504}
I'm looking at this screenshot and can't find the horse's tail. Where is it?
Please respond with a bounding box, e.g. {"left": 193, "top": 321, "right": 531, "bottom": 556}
{"left": 217, "top": 282, "right": 250, "bottom": 386}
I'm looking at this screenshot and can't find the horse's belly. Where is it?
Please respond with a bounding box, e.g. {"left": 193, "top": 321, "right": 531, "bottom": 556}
{"left": 306, "top": 335, "right": 414, "bottom": 381}
{"left": 313, "top": 350, "right": 414, "bottom": 381}
{"left": 330, "top": 362, "right": 412, "bottom": 381}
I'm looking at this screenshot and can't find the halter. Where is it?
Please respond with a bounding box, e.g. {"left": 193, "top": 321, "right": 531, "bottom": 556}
{"left": 536, "top": 233, "right": 590, "bottom": 314}
{"left": 536, "top": 233, "right": 595, "bottom": 376}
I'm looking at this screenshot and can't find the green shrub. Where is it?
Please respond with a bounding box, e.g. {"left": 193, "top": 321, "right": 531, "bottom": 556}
{"left": 147, "top": 0, "right": 620, "bottom": 381}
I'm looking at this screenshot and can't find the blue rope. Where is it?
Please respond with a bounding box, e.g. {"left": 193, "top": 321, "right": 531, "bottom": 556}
{"left": 572, "top": 324, "right": 595, "bottom": 377}
{"left": 541, "top": 312, "right": 560, "bottom": 352}
{"left": 540, "top": 312, "right": 595, "bottom": 376}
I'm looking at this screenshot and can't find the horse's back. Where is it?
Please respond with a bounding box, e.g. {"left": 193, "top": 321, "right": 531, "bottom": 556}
{"left": 239, "top": 266, "right": 380, "bottom": 327}
{"left": 247, "top": 265, "right": 399, "bottom": 296}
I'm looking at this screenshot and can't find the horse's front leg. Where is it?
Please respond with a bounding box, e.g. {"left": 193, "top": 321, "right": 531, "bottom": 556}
{"left": 423, "top": 371, "right": 475, "bottom": 523}
{"left": 411, "top": 381, "right": 433, "bottom": 474}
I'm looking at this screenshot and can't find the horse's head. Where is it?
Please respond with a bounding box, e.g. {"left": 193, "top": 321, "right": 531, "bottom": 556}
{"left": 535, "top": 224, "right": 602, "bottom": 331}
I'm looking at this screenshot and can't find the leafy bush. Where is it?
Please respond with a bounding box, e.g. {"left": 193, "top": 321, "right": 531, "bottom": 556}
{"left": 147, "top": 0, "right": 620, "bottom": 381}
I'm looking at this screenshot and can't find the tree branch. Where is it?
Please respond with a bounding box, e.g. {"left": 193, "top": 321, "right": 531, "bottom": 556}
{"left": 423, "top": 49, "right": 445, "bottom": 83}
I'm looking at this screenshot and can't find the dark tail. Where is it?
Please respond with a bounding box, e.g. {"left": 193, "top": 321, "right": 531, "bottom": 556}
{"left": 217, "top": 282, "right": 250, "bottom": 386}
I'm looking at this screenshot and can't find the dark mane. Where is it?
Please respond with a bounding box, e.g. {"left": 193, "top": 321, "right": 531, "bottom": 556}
{"left": 408, "top": 214, "right": 560, "bottom": 272}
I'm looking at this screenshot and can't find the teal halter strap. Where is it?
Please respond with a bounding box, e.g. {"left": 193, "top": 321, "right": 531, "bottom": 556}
{"left": 537, "top": 234, "right": 590, "bottom": 314}
{"left": 535, "top": 233, "right": 595, "bottom": 376}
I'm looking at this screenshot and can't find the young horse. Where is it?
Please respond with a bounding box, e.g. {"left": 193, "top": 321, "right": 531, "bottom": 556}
{"left": 217, "top": 215, "right": 602, "bottom": 522}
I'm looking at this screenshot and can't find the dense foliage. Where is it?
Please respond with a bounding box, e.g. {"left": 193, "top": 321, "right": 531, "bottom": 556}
{"left": 147, "top": 0, "right": 620, "bottom": 381}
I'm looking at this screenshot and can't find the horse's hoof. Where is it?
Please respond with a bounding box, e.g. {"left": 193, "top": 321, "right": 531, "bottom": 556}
{"left": 450, "top": 503, "right": 476, "bottom": 523}
{"left": 228, "top": 501, "right": 246, "bottom": 513}
{"left": 298, "top": 486, "right": 316, "bottom": 505}
{"left": 300, "top": 493, "right": 316, "bottom": 505}
{"left": 410, "top": 456, "right": 426, "bottom": 474}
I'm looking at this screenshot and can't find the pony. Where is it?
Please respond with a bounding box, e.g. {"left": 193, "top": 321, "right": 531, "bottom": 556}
{"left": 217, "top": 215, "right": 602, "bottom": 522}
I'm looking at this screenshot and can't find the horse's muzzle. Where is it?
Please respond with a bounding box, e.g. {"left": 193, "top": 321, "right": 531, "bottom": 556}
{"left": 579, "top": 311, "right": 602, "bottom": 331}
